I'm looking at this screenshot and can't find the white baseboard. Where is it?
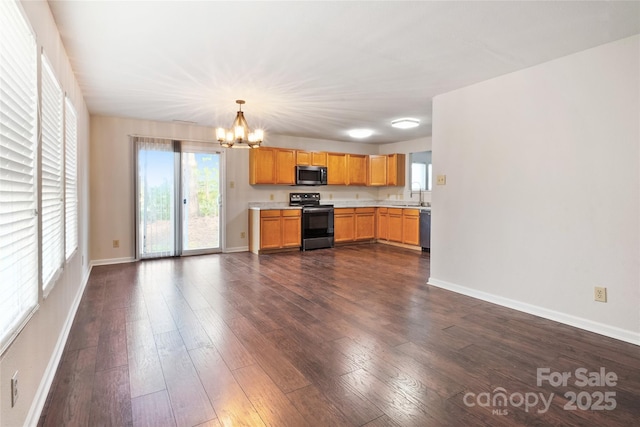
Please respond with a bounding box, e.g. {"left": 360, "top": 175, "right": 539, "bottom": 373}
{"left": 427, "top": 277, "right": 640, "bottom": 346}
{"left": 90, "top": 256, "right": 136, "bottom": 266}
{"left": 25, "top": 265, "right": 93, "bottom": 427}
{"left": 224, "top": 246, "right": 249, "bottom": 253}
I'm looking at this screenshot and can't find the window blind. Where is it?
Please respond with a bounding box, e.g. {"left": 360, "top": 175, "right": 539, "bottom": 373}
{"left": 41, "top": 55, "right": 64, "bottom": 291}
{"left": 64, "top": 98, "right": 77, "bottom": 259}
{"left": 0, "top": 0, "right": 39, "bottom": 352}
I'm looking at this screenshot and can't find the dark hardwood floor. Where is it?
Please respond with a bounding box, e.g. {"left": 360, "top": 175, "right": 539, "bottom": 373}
{"left": 38, "top": 245, "right": 640, "bottom": 426}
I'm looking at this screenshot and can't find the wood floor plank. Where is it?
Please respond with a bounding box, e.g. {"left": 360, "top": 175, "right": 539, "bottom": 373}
{"left": 42, "top": 346, "right": 97, "bottom": 427}
{"left": 233, "top": 363, "right": 309, "bottom": 427}
{"left": 89, "top": 365, "right": 132, "bottom": 427}
{"left": 190, "top": 345, "right": 266, "bottom": 427}
{"left": 131, "top": 390, "right": 176, "bottom": 427}
{"left": 126, "top": 318, "right": 166, "bottom": 398}
{"left": 154, "top": 330, "right": 217, "bottom": 427}
{"left": 226, "top": 315, "right": 310, "bottom": 393}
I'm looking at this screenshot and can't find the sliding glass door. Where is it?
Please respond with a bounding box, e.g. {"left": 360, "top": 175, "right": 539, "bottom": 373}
{"left": 136, "top": 138, "right": 222, "bottom": 259}
{"left": 181, "top": 144, "right": 221, "bottom": 255}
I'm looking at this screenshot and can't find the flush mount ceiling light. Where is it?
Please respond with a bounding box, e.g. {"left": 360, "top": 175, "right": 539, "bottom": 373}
{"left": 348, "top": 129, "right": 373, "bottom": 138}
{"left": 391, "top": 118, "right": 420, "bottom": 129}
{"left": 216, "top": 100, "right": 264, "bottom": 148}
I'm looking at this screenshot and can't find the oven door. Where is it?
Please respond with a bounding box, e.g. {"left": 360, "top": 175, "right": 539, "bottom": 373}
{"left": 302, "top": 206, "right": 334, "bottom": 239}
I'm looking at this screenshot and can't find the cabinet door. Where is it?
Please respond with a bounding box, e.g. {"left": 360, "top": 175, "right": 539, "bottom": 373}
{"left": 388, "top": 208, "right": 403, "bottom": 242}
{"left": 250, "top": 148, "right": 276, "bottom": 184}
{"left": 327, "top": 153, "right": 348, "bottom": 185}
{"left": 311, "top": 151, "right": 328, "bottom": 166}
{"left": 347, "top": 154, "right": 367, "bottom": 186}
{"left": 334, "top": 209, "right": 355, "bottom": 242}
{"left": 387, "top": 154, "right": 406, "bottom": 187}
{"left": 260, "top": 212, "right": 282, "bottom": 249}
{"left": 355, "top": 208, "right": 375, "bottom": 240}
{"left": 276, "top": 149, "right": 296, "bottom": 184}
{"left": 368, "top": 155, "right": 387, "bottom": 186}
{"left": 296, "top": 150, "right": 311, "bottom": 166}
{"left": 282, "top": 211, "right": 301, "bottom": 248}
{"left": 402, "top": 210, "right": 420, "bottom": 246}
{"left": 376, "top": 208, "right": 388, "bottom": 240}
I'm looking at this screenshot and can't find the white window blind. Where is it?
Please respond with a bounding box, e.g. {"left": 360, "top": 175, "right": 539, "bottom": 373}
{"left": 0, "top": 0, "right": 39, "bottom": 352}
{"left": 41, "top": 55, "right": 64, "bottom": 291}
{"left": 64, "top": 98, "right": 77, "bottom": 260}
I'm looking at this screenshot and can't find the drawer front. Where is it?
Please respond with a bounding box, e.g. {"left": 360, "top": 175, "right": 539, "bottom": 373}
{"left": 282, "top": 209, "right": 301, "bottom": 217}
{"left": 403, "top": 209, "right": 420, "bottom": 217}
{"left": 388, "top": 208, "right": 403, "bottom": 216}
{"left": 260, "top": 210, "right": 281, "bottom": 218}
{"left": 335, "top": 208, "right": 355, "bottom": 215}
{"left": 355, "top": 207, "right": 375, "bottom": 214}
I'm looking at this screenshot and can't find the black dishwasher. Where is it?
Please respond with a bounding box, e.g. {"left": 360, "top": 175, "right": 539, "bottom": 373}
{"left": 420, "top": 210, "right": 431, "bottom": 252}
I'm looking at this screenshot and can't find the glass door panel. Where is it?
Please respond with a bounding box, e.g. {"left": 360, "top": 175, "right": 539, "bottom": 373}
{"left": 181, "top": 150, "right": 221, "bottom": 254}
{"left": 137, "top": 141, "right": 176, "bottom": 258}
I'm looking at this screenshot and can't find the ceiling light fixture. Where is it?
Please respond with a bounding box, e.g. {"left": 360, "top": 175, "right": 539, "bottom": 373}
{"left": 391, "top": 118, "right": 420, "bottom": 129}
{"left": 216, "top": 100, "right": 263, "bottom": 148}
{"left": 348, "top": 129, "right": 373, "bottom": 138}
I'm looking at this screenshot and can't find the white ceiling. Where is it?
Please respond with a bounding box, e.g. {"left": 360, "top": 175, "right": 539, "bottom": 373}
{"left": 48, "top": 1, "right": 640, "bottom": 144}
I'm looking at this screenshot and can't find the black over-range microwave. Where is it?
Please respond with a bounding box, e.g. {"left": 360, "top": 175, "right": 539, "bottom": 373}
{"left": 295, "top": 165, "right": 327, "bottom": 186}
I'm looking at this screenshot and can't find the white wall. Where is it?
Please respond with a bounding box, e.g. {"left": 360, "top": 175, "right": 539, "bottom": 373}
{"left": 0, "top": 1, "right": 91, "bottom": 426}
{"left": 430, "top": 35, "right": 640, "bottom": 344}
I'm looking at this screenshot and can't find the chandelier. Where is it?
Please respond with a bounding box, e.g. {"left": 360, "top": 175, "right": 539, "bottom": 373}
{"left": 216, "top": 100, "right": 264, "bottom": 148}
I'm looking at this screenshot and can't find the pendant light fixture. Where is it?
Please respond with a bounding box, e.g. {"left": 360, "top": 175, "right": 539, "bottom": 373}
{"left": 216, "top": 100, "right": 264, "bottom": 148}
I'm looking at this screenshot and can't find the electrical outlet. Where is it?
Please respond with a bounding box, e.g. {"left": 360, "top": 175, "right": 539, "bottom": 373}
{"left": 113, "top": 240, "right": 119, "bottom": 248}
{"left": 240, "top": 231, "right": 246, "bottom": 239}
{"left": 329, "top": 194, "right": 333, "bottom": 200}
{"left": 594, "top": 286, "right": 607, "bottom": 302}
{"left": 355, "top": 193, "right": 359, "bottom": 199}
{"left": 436, "top": 175, "right": 447, "bottom": 185}
{"left": 11, "top": 371, "right": 18, "bottom": 407}
{"left": 269, "top": 194, "right": 274, "bottom": 201}
{"left": 229, "top": 181, "right": 235, "bottom": 189}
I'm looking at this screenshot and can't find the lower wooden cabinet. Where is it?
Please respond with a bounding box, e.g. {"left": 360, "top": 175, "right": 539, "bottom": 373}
{"left": 388, "top": 208, "right": 404, "bottom": 243}
{"left": 355, "top": 208, "right": 375, "bottom": 240}
{"left": 376, "top": 208, "right": 388, "bottom": 240}
{"left": 249, "top": 209, "right": 301, "bottom": 253}
{"left": 334, "top": 208, "right": 355, "bottom": 243}
{"left": 402, "top": 209, "right": 420, "bottom": 246}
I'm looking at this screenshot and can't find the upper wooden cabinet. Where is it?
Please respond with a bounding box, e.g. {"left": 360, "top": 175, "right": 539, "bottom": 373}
{"left": 327, "top": 152, "right": 348, "bottom": 185}
{"left": 387, "top": 154, "right": 406, "bottom": 187}
{"left": 249, "top": 147, "right": 277, "bottom": 184}
{"left": 251, "top": 146, "right": 405, "bottom": 187}
{"left": 250, "top": 147, "right": 295, "bottom": 185}
{"left": 297, "top": 151, "right": 327, "bottom": 166}
{"left": 368, "top": 155, "right": 388, "bottom": 186}
{"left": 347, "top": 154, "right": 367, "bottom": 186}
{"left": 276, "top": 149, "right": 296, "bottom": 184}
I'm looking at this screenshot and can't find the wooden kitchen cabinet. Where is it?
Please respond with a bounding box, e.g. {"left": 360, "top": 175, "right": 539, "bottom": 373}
{"left": 368, "top": 155, "right": 388, "bottom": 186}
{"left": 388, "top": 208, "right": 403, "bottom": 243}
{"left": 281, "top": 210, "right": 302, "bottom": 247}
{"left": 327, "top": 152, "right": 348, "bottom": 185}
{"left": 251, "top": 209, "right": 301, "bottom": 253}
{"left": 275, "top": 149, "right": 296, "bottom": 184}
{"left": 376, "top": 207, "right": 388, "bottom": 240}
{"left": 297, "top": 151, "right": 327, "bottom": 166}
{"left": 334, "top": 208, "right": 355, "bottom": 242}
{"left": 355, "top": 208, "right": 375, "bottom": 240}
{"left": 249, "top": 147, "right": 277, "bottom": 184}
{"left": 387, "top": 154, "right": 406, "bottom": 186}
{"left": 402, "top": 209, "right": 420, "bottom": 246}
{"left": 347, "top": 154, "right": 367, "bottom": 186}
{"left": 250, "top": 147, "right": 295, "bottom": 185}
